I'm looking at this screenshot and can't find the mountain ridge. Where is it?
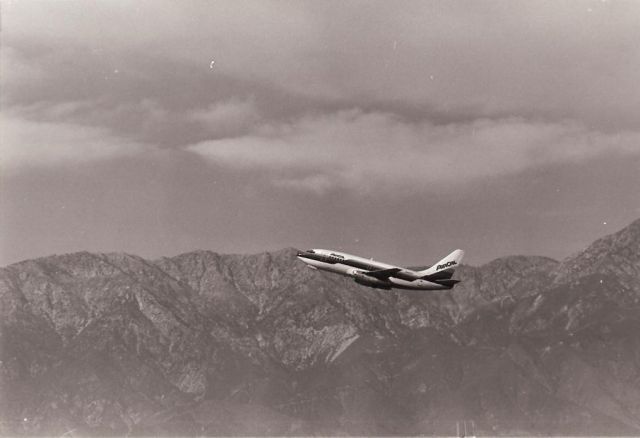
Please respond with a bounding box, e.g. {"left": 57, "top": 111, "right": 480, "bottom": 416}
{"left": 2, "top": 218, "right": 640, "bottom": 435}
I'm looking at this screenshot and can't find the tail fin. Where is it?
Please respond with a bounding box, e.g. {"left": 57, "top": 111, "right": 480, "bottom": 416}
{"left": 416, "top": 249, "right": 465, "bottom": 280}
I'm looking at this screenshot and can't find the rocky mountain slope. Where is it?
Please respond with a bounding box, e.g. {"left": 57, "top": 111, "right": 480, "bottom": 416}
{"left": 1, "top": 219, "right": 640, "bottom": 436}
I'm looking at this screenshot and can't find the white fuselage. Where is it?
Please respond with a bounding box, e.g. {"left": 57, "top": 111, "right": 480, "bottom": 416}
{"left": 296, "top": 249, "right": 453, "bottom": 290}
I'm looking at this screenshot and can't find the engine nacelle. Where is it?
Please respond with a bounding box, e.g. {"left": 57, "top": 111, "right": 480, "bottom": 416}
{"left": 351, "top": 271, "right": 391, "bottom": 289}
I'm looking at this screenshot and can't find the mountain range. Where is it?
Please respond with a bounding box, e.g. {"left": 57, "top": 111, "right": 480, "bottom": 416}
{"left": 1, "top": 218, "right": 640, "bottom": 436}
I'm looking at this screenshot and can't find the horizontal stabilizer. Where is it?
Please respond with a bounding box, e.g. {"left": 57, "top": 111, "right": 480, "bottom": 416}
{"left": 364, "top": 267, "right": 402, "bottom": 279}
{"left": 433, "top": 279, "right": 460, "bottom": 288}
{"left": 421, "top": 270, "right": 454, "bottom": 281}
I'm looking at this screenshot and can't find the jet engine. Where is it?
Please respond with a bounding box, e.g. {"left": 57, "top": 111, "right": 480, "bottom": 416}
{"left": 350, "top": 271, "right": 391, "bottom": 290}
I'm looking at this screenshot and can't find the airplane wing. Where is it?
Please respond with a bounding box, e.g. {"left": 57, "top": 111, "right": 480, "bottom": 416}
{"left": 363, "top": 267, "right": 402, "bottom": 279}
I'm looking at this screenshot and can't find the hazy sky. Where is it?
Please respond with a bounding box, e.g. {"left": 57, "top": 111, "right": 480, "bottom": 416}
{"left": 1, "top": 0, "right": 639, "bottom": 267}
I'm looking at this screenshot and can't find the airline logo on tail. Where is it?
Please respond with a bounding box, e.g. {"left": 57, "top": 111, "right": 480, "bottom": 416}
{"left": 437, "top": 261, "right": 457, "bottom": 270}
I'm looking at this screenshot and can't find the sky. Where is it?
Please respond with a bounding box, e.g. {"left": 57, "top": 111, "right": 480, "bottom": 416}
{"left": 1, "top": 0, "right": 639, "bottom": 267}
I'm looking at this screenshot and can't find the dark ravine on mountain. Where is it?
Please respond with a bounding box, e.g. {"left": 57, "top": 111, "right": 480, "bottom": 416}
{"left": 2, "top": 219, "right": 640, "bottom": 436}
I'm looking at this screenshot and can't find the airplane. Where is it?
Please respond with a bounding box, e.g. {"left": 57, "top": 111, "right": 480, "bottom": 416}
{"left": 296, "top": 248, "right": 464, "bottom": 290}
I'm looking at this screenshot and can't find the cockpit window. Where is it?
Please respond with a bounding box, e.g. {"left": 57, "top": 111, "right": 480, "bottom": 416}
{"left": 306, "top": 249, "right": 316, "bottom": 253}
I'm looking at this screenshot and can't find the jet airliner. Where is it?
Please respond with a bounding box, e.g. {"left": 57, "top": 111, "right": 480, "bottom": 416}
{"left": 296, "top": 248, "right": 464, "bottom": 290}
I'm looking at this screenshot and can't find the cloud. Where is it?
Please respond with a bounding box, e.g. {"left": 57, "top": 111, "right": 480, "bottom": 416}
{"left": 0, "top": 113, "right": 152, "bottom": 171}
{"left": 188, "top": 98, "right": 261, "bottom": 136}
{"left": 9, "top": 87, "right": 262, "bottom": 148}
{"left": 188, "top": 109, "right": 640, "bottom": 195}
{"left": 4, "top": 1, "right": 640, "bottom": 128}
{"left": 4, "top": 2, "right": 640, "bottom": 191}
{"left": 0, "top": 46, "right": 45, "bottom": 91}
